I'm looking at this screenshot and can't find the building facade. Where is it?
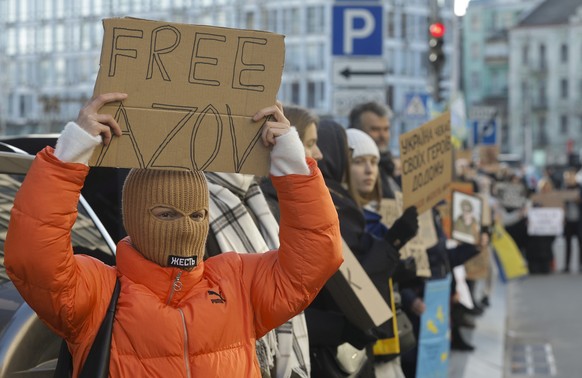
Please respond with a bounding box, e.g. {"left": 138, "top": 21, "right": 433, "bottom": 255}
{"left": 462, "top": 0, "right": 536, "bottom": 153}
{"left": 509, "top": 0, "right": 582, "bottom": 165}
{"left": 0, "top": 0, "right": 454, "bottom": 151}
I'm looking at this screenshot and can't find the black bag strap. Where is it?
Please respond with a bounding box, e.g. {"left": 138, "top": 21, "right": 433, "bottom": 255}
{"left": 53, "top": 278, "right": 121, "bottom": 378}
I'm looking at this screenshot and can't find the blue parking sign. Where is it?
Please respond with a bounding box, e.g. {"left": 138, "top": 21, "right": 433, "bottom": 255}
{"left": 472, "top": 119, "right": 497, "bottom": 145}
{"left": 332, "top": 5, "right": 383, "bottom": 56}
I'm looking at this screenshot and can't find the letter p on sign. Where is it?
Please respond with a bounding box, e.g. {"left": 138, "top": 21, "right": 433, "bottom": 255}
{"left": 333, "top": 5, "right": 383, "bottom": 56}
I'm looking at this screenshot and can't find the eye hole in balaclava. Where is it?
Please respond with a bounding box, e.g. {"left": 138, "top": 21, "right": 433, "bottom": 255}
{"left": 122, "top": 169, "right": 209, "bottom": 270}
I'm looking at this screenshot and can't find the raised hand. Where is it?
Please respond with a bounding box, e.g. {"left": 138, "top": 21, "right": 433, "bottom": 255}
{"left": 252, "top": 101, "right": 291, "bottom": 147}
{"left": 76, "top": 93, "right": 127, "bottom": 145}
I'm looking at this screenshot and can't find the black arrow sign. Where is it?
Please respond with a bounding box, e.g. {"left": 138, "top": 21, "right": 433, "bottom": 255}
{"left": 340, "top": 67, "right": 386, "bottom": 79}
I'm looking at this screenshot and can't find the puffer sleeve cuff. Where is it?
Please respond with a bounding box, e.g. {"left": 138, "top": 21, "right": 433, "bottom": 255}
{"left": 54, "top": 122, "right": 102, "bottom": 165}
{"left": 269, "top": 127, "right": 310, "bottom": 176}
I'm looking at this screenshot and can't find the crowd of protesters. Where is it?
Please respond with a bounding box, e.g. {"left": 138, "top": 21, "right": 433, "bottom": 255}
{"left": 6, "top": 92, "right": 582, "bottom": 378}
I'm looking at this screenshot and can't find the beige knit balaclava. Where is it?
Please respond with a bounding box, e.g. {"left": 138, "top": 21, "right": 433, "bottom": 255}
{"left": 122, "top": 169, "right": 209, "bottom": 269}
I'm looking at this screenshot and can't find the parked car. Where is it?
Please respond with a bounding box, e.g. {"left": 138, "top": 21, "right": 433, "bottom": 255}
{"left": 0, "top": 135, "right": 129, "bottom": 243}
{"left": 0, "top": 144, "right": 116, "bottom": 377}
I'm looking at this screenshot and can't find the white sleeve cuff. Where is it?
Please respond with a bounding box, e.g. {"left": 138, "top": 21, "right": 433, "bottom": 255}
{"left": 270, "top": 127, "right": 310, "bottom": 176}
{"left": 54, "top": 122, "right": 102, "bottom": 165}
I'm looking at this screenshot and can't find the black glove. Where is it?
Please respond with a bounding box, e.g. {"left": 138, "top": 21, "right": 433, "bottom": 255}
{"left": 386, "top": 206, "right": 419, "bottom": 250}
{"left": 392, "top": 256, "right": 417, "bottom": 283}
{"left": 342, "top": 322, "right": 378, "bottom": 349}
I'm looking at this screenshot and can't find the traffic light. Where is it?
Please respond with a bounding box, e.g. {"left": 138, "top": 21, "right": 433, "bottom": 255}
{"left": 428, "top": 21, "right": 445, "bottom": 102}
{"left": 428, "top": 21, "right": 445, "bottom": 69}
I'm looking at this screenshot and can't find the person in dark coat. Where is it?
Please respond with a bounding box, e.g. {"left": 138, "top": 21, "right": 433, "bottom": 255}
{"left": 307, "top": 120, "right": 417, "bottom": 378}
{"left": 398, "top": 207, "right": 480, "bottom": 377}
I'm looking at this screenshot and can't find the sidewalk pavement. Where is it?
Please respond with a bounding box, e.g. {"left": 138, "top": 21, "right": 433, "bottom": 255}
{"left": 449, "top": 235, "right": 580, "bottom": 378}
{"left": 449, "top": 277, "right": 507, "bottom": 378}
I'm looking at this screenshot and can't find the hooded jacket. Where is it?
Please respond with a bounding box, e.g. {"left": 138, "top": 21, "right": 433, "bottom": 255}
{"left": 5, "top": 147, "right": 342, "bottom": 377}
{"left": 305, "top": 121, "right": 399, "bottom": 375}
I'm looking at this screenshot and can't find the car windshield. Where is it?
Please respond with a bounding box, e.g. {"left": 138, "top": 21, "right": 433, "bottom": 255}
{"left": 0, "top": 173, "right": 113, "bottom": 284}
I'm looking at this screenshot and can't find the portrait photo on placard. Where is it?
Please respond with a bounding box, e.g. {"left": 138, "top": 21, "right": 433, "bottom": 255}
{"left": 451, "top": 191, "right": 482, "bottom": 245}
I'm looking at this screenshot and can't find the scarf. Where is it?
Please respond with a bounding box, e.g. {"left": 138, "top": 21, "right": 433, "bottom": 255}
{"left": 206, "top": 172, "right": 310, "bottom": 378}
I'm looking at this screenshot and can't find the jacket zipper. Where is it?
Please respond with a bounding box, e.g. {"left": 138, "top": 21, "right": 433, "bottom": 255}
{"left": 167, "top": 271, "right": 183, "bottom": 305}
{"left": 178, "top": 308, "right": 191, "bottom": 378}
{"left": 167, "top": 272, "right": 190, "bottom": 377}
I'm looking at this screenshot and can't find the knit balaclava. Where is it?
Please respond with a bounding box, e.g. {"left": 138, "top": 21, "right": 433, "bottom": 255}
{"left": 122, "top": 169, "right": 209, "bottom": 270}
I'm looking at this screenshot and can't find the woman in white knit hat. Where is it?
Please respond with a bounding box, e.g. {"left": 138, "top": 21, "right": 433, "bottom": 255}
{"left": 346, "top": 128, "right": 418, "bottom": 378}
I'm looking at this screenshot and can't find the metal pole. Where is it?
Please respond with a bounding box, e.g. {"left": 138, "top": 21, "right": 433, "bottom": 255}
{"left": 450, "top": 14, "right": 460, "bottom": 100}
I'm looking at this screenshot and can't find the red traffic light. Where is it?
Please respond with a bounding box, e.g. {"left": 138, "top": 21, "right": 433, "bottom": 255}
{"left": 429, "top": 22, "right": 445, "bottom": 38}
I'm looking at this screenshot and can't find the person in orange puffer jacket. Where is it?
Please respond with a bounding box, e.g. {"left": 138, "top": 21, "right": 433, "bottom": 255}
{"left": 5, "top": 93, "right": 342, "bottom": 377}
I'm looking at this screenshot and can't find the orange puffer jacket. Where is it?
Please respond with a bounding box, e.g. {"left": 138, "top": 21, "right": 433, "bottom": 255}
{"left": 5, "top": 147, "right": 342, "bottom": 377}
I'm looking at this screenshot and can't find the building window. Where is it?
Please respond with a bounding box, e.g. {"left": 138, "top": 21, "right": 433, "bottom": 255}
{"left": 471, "top": 43, "right": 479, "bottom": 59}
{"left": 537, "top": 115, "right": 547, "bottom": 146}
{"left": 491, "top": 70, "right": 500, "bottom": 94}
{"left": 94, "top": 0, "right": 106, "bottom": 13}
{"left": 266, "top": 9, "right": 277, "bottom": 33}
{"left": 521, "top": 81, "right": 528, "bottom": 105}
{"left": 561, "top": 44, "right": 568, "bottom": 63}
{"left": 560, "top": 115, "right": 568, "bottom": 133}
{"left": 471, "top": 72, "right": 480, "bottom": 90}
{"left": 522, "top": 44, "right": 529, "bottom": 65}
{"left": 539, "top": 83, "right": 546, "bottom": 105}
{"left": 55, "top": 0, "right": 66, "bottom": 18}
{"left": 245, "top": 12, "right": 255, "bottom": 29}
{"left": 401, "top": 13, "right": 407, "bottom": 39}
{"left": 307, "top": 81, "right": 316, "bottom": 108}
{"left": 386, "top": 85, "right": 394, "bottom": 111}
{"left": 539, "top": 44, "right": 546, "bottom": 70}
{"left": 284, "top": 8, "right": 300, "bottom": 36}
{"left": 285, "top": 44, "right": 301, "bottom": 72}
{"left": 306, "top": 6, "right": 323, "bottom": 34}
{"left": 18, "top": 0, "right": 29, "bottom": 22}
{"left": 55, "top": 24, "right": 66, "bottom": 52}
{"left": 6, "top": 28, "right": 17, "bottom": 55}
{"left": 386, "top": 11, "right": 394, "bottom": 38}
{"left": 306, "top": 43, "right": 324, "bottom": 71}
{"left": 471, "top": 14, "right": 480, "bottom": 31}
{"left": 291, "top": 82, "right": 300, "bottom": 105}
{"left": 54, "top": 58, "right": 66, "bottom": 86}
{"left": 561, "top": 78, "right": 568, "bottom": 98}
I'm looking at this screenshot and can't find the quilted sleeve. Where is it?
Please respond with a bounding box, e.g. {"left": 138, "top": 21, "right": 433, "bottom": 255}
{"left": 4, "top": 147, "right": 116, "bottom": 342}
{"left": 242, "top": 158, "right": 343, "bottom": 337}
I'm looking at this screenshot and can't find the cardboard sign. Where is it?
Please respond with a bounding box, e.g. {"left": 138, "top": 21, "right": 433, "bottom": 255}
{"left": 530, "top": 190, "right": 579, "bottom": 208}
{"left": 464, "top": 244, "right": 491, "bottom": 280}
{"left": 494, "top": 182, "right": 527, "bottom": 209}
{"left": 395, "top": 193, "right": 431, "bottom": 277}
{"left": 400, "top": 112, "right": 453, "bottom": 214}
{"left": 377, "top": 198, "right": 399, "bottom": 227}
{"left": 454, "top": 149, "right": 473, "bottom": 163}
{"left": 89, "top": 18, "right": 285, "bottom": 175}
{"left": 527, "top": 207, "right": 564, "bottom": 236}
{"left": 326, "top": 240, "right": 393, "bottom": 332}
{"left": 478, "top": 193, "right": 492, "bottom": 226}
{"left": 478, "top": 145, "right": 499, "bottom": 166}
{"left": 378, "top": 198, "right": 431, "bottom": 277}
